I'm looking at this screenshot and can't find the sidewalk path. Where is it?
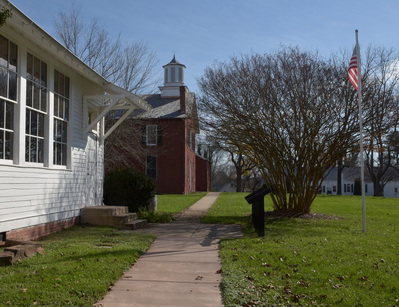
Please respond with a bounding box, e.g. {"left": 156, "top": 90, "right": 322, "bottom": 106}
{"left": 96, "top": 192, "right": 243, "bottom": 307}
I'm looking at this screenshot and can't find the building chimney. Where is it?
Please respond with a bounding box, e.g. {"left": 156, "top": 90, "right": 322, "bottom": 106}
{"left": 180, "top": 86, "right": 186, "bottom": 113}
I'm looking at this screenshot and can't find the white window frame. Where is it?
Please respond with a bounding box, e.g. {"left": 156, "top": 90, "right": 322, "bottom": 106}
{"left": 53, "top": 69, "right": 70, "bottom": 167}
{"left": 146, "top": 125, "right": 157, "bottom": 146}
{"left": 0, "top": 35, "right": 18, "bottom": 162}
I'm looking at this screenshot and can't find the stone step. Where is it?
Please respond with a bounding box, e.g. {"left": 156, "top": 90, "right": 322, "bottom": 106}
{"left": 110, "top": 213, "right": 138, "bottom": 225}
{"left": 81, "top": 206, "right": 148, "bottom": 229}
{"left": 122, "top": 219, "right": 149, "bottom": 230}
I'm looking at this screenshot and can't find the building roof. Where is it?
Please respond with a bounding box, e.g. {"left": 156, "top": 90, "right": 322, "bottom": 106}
{"left": 163, "top": 55, "right": 186, "bottom": 68}
{"left": 135, "top": 91, "right": 196, "bottom": 119}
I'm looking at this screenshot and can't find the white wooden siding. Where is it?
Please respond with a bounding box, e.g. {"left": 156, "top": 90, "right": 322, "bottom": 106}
{"left": 0, "top": 45, "right": 104, "bottom": 235}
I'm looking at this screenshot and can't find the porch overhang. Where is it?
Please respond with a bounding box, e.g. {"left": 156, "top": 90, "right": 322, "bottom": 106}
{"left": 83, "top": 88, "right": 151, "bottom": 142}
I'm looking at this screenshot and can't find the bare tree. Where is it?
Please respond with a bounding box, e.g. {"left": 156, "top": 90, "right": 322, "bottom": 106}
{"left": 361, "top": 46, "right": 399, "bottom": 196}
{"left": 198, "top": 47, "right": 360, "bottom": 214}
{"left": 53, "top": 2, "right": 160, "bottom": 93}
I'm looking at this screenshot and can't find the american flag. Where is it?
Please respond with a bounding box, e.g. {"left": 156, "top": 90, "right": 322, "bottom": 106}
{"left": 348, "top": 46, "right": 358, "bottom": 91}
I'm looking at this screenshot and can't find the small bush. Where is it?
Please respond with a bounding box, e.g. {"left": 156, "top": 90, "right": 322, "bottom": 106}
{"left": 104, "top": 167, "right": 155, "bottom": 212}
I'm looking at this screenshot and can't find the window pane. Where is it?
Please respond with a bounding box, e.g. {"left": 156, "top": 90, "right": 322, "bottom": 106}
{"left": 0, "top": 131, "right": 3, "bottom": 159}
{"left": 64, "top": 100, "right": 69, "bottom": 121}
{"left": 146, "top": 156, "right": 157, "bottom": 179}
{"left": 25, "top": 109, "right": 30, "bottom": 134}
{"left": 40, "top": 61, "right": 47, "bottom": 87}
{"left": 26, "top": 81, "right": 33, "bottom": 107}
{"left": 33, "top": 56, "right": 40, "bottom": 83}
{"left": 5, "top": 131, "right": 12, "bottom": 159}
{"left": 38, "top": 138, "right": 44, "bottom": 163}
{"left": 29, "top": 137, "right": 36, "bottom": 162}
{"left": 0, "top": 36, "right": 7, "bottom": 68}
{"left": 40, "top": 87, "right": 47, "bottom": 112}
{"left": 64, "top": 77, "right": 69, "bottom": 98}
{"left": 9, "top": 42, "right": 17, "bottom": 72}
{"left": 9, "top": 71, "right": 17, "bottom": 100}
{"left": 38, "top": 113, "right": 44, "bottom": 137}
{"left": 58, "top": 97, "right": 64, "bottom": 119}
{"left": 0, "top": 100, "right": 3, "bottom": 128}
{"left": 54, "top": 70, "right": 58, "bottom": 93}
{"left": 25, "top": 135, "right": 29, "bottom": 161}
{"left": 33, "top": 86, "right": 40, "bottom": 109}
{"left": 0, "top": 67, "right": 7, "bottom": 97}
{"left": 54, "top": 120, "right": 61, "bottom": 142}
{"left": 30, "top": 111, "right": 37, "bottom": 136}
{"left": 27, "top": 53, "right": 33, "bottom": 80}
{"left": 62, "top": 121, "right": 67, "bottom": 143}
{"left": 54, "top": 95, "right": 59, "bottom": 118}
{"left": 58, "top": 72, "right": 64, "bottom": 96}
{"left": 5, "top": 101, "right": 12, "bottom": 130}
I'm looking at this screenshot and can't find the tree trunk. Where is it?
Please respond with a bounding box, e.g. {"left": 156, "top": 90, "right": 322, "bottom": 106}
{"left": 337, "top": 160, "right": 342, "bottom": 195}
{"left": 373, "top": 181, "right": 384, "bottom": 196}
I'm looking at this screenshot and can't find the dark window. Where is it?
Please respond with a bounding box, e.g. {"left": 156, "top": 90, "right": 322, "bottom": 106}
{"left": 53, "top": 70, "right": 70, "bottom": 166}
{"left": 26, "top": 54, "right": 47, "bottom": 163}
{"left": 0, "top": 35, "right": 17, "bottom": 160}
{"left": 146, "top": 156, "right": 157, "bottom": 179}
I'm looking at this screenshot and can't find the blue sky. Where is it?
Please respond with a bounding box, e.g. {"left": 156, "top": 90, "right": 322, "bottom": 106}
{"left": 9, "top": 0, "right": 399, "bottom": 93}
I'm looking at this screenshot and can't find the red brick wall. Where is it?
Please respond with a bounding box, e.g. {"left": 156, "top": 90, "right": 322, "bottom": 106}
{"left": 6, "top": 217, "right": 80, "bottom": 241}
{"left": 107, "top": 117, "right": 202, "bottom": 194}
{"left": 196, "top": 155, "right": 211, "bottom": 191}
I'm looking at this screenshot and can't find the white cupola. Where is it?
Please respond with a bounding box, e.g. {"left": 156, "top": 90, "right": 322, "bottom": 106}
{"left": 160, "top": 55, "right": 186, "bottom": 98}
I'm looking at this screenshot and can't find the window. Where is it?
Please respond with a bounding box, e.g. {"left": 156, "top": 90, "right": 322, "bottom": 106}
{"left": 171, "top": 67, "right": 176, "bottom": 83}
{"left": 145, "top": 125, "right": 162, "bottom": 146}
{"left": 25, "top": 53, "right": 47, "bottom": 163}
{"left": 53, "top": 70, "right": 70, "bottom": 166}
{"left": 146, "top": 125, "right": 157, "bottom": 145}
{"left": 0, "top": 35, "right": 17, "bottom": 160}
{"left": 146, "top": 156, "right": 157, "bottom": 179}
{"left": 178, "top": 67, "right": 183, "bottom": 82}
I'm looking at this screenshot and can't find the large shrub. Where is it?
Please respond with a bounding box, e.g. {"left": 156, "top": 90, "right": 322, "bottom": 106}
{"left": 104, "top": 167, "right": 155, "bottom": 212}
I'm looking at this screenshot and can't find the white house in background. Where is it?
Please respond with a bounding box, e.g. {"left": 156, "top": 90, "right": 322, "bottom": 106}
{"left": 0, "top": 1, "right": 151, "bottom": 241}
{"left": 320, "top": 167, "right": 399, "bottom": 198}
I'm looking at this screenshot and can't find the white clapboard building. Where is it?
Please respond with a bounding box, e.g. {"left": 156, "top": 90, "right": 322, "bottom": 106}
{"left": 0, "top": 1, "right": 150, "bottom": 241}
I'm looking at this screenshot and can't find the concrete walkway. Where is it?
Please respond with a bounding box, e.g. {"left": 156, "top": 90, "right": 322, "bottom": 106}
{"left": 96, "top": 192, "right": 243, "bottom": 307}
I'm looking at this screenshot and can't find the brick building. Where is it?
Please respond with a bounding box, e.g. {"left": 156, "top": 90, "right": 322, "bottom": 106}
{"left": 106, "top": 56, "right": 211, "bottom": 194}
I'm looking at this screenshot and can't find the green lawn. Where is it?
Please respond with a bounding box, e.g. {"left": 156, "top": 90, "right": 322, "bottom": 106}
{"left": 0, "top": 226, "right": 154, "bottom": 306}
{"left": 157, "top": 192, "right": 207, "bottom": 213}
{"left": 2, "top": 193, "right": 398, "bottom": 306}
{"left": 205, "top": 193, "right": 399, "bottom": 306}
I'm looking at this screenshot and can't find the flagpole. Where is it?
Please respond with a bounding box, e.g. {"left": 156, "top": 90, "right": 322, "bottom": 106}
{"left": 355, "top": 29, "right": 367, "bottom": 233}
